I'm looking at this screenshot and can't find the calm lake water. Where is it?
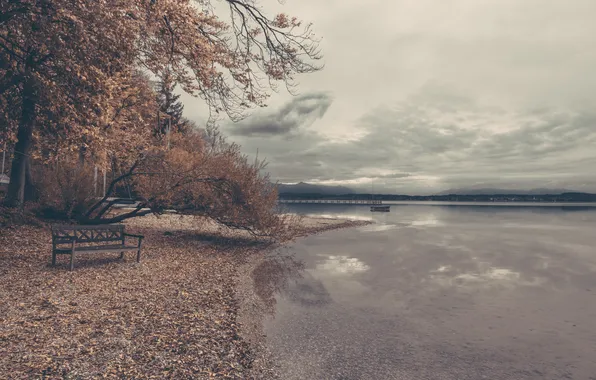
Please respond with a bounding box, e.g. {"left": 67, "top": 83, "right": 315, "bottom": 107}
{"left": 257, "top": 204, "right": 596, "bottom": 380}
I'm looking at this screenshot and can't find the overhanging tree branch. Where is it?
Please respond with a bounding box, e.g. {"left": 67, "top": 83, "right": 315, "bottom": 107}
{"left": 84, "top": 160, "right": 141, "bottom": 218}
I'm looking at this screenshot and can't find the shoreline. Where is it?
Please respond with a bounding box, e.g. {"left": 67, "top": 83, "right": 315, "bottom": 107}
{"left": 234, "top": 216, "right": 374, "bottom": 379}
{"left": 0, "top": 213, "right": 372, "bottom": 378}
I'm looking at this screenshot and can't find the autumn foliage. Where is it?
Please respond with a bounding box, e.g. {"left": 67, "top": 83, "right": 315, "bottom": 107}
{"left": 0, "top": 0, "right": 321, "bottom": 239}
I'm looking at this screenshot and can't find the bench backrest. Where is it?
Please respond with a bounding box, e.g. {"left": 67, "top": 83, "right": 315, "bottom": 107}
{"left": 51, "top": 224, "right": 125, "bottom": 244}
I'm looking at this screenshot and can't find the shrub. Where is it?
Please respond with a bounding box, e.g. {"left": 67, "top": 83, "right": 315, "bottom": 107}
{"left": 33, "top": 160, "right": 96, "bottom": 220}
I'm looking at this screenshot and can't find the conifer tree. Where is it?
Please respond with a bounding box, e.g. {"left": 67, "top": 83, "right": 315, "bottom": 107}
{"left": 156, "top": 69, "right": 188, "bottom": 136}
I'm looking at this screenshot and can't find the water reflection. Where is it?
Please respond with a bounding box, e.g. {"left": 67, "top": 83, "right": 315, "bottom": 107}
{"left": 251, "top": 249, "right": 305, "bottom": 315}
{"left": 315, "top": 255, "right": 370, "bottom": 275}
{"left": 286, "top": 274, "right": 333, "bottom": 307}
{"left": 252, "top": 248, "right": 338, "bottom": 314}
{"left": 410, "top": 214, "right": 441, "bottom": 226}
{"left": 358, "top": 223, "right": 403, "bottom": 232}
{"left": 303, "top": 213, "right": 373, "bottom": 221}
{"left": 283, "top": 203, "right": 596, "bottom": 225}
{"left": 429, "top": 265, "right": 547, "bottom": 289}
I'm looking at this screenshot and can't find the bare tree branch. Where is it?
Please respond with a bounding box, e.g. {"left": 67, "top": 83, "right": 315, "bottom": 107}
{"left": 84, "top": 160, "right": 141, "bottom": 218}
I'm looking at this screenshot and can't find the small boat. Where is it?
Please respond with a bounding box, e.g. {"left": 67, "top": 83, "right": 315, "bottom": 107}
{"left": 370, "top": 205, "right": 390, "bottom": 212}
{"left": 369, "top": 179, "right": 390, "bottom": 212}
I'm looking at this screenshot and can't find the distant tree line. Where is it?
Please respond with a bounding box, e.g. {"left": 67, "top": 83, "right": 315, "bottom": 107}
{"left": 278, "top": 192, "right": 596, "bottom": 202}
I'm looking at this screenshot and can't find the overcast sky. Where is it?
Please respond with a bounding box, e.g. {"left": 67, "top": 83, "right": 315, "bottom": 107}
{"left": 181, "top": 0, "right": 596, "bottom": 194}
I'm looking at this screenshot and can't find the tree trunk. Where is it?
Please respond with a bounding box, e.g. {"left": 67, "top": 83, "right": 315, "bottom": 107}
{"left": 5, "top": 76, "right": 37, "bottom": 208}
{"left": 24, "top": 158, "right": 37, "bottom": 202}
{"left": 78, "top": 142, "right": 86, "bottom": 167}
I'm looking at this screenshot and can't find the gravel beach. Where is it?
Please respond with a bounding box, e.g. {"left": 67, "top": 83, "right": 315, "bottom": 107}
{"left": 0, "top": 213, "right": 371, "bottom": 378}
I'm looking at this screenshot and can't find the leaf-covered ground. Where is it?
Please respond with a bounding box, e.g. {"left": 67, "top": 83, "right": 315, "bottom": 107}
{"left": 0, "top": 214, "right": 370, "bottom": 379}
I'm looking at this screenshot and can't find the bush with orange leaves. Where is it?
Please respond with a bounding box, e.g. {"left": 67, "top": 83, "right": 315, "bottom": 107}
{"left": 64, "top": 127, "right": 300, "bottom": 241}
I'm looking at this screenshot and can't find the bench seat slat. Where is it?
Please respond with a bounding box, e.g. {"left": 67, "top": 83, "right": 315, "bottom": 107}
{"left": 54, "top": 244, "right": 139, "bottom": 254}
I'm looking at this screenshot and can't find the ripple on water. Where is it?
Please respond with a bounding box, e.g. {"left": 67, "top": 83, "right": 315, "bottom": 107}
{"left": 429, "top": 266, "right": 545, "bottom": 288}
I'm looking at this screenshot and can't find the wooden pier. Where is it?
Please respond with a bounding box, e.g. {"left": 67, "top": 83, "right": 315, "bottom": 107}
{"left": 279, "top": 199, "right": 383, "bottom": 205}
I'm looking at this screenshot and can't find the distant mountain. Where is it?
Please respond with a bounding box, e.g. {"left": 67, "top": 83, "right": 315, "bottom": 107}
{"left": 438, "top": 187, "right": 573, "bottom": 195}
{"left": 276, "top": 182, "right": 354, "bottom": 195}
{"left": 275, "top": 181, "right": 590, "bottom": 198}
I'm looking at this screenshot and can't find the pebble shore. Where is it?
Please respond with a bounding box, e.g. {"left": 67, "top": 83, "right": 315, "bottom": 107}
{"left": 0, "top": 213, "right": 372, "bottom": 378}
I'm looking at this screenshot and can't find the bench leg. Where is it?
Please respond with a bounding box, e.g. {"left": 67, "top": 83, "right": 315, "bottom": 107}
{"left": 70, "top": 250, "right": 75, "bottom": 271}
{"left": 136, "top": 239, "right": 143, "bottom": 263}
{"left": 52, "top": 251, "right": 57, "bottom": 266}
{"left": 120, "top": 252, "right": 125, "bottom": 260}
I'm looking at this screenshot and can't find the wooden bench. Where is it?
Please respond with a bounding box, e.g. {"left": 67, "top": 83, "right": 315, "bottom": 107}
{"left": 51, "top": 224, "right": 144, "bottom": 271}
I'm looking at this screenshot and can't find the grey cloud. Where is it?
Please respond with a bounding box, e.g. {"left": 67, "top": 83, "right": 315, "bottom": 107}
{"left": 467, "top": 113, "right": 596, "bottom": 164}
{"left": 229, "top": 92, "right": 333, "bottom": 137}
{"left": 377, "top": 173, "right": 412, "bottom": 179}
{"left": 227, "top": 85, "right": 596, "bottom": 193}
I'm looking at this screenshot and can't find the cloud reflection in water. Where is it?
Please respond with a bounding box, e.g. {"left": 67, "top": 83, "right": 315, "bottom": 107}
{"left": 316, "top": 255, "right": 371, "bottom": 275}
